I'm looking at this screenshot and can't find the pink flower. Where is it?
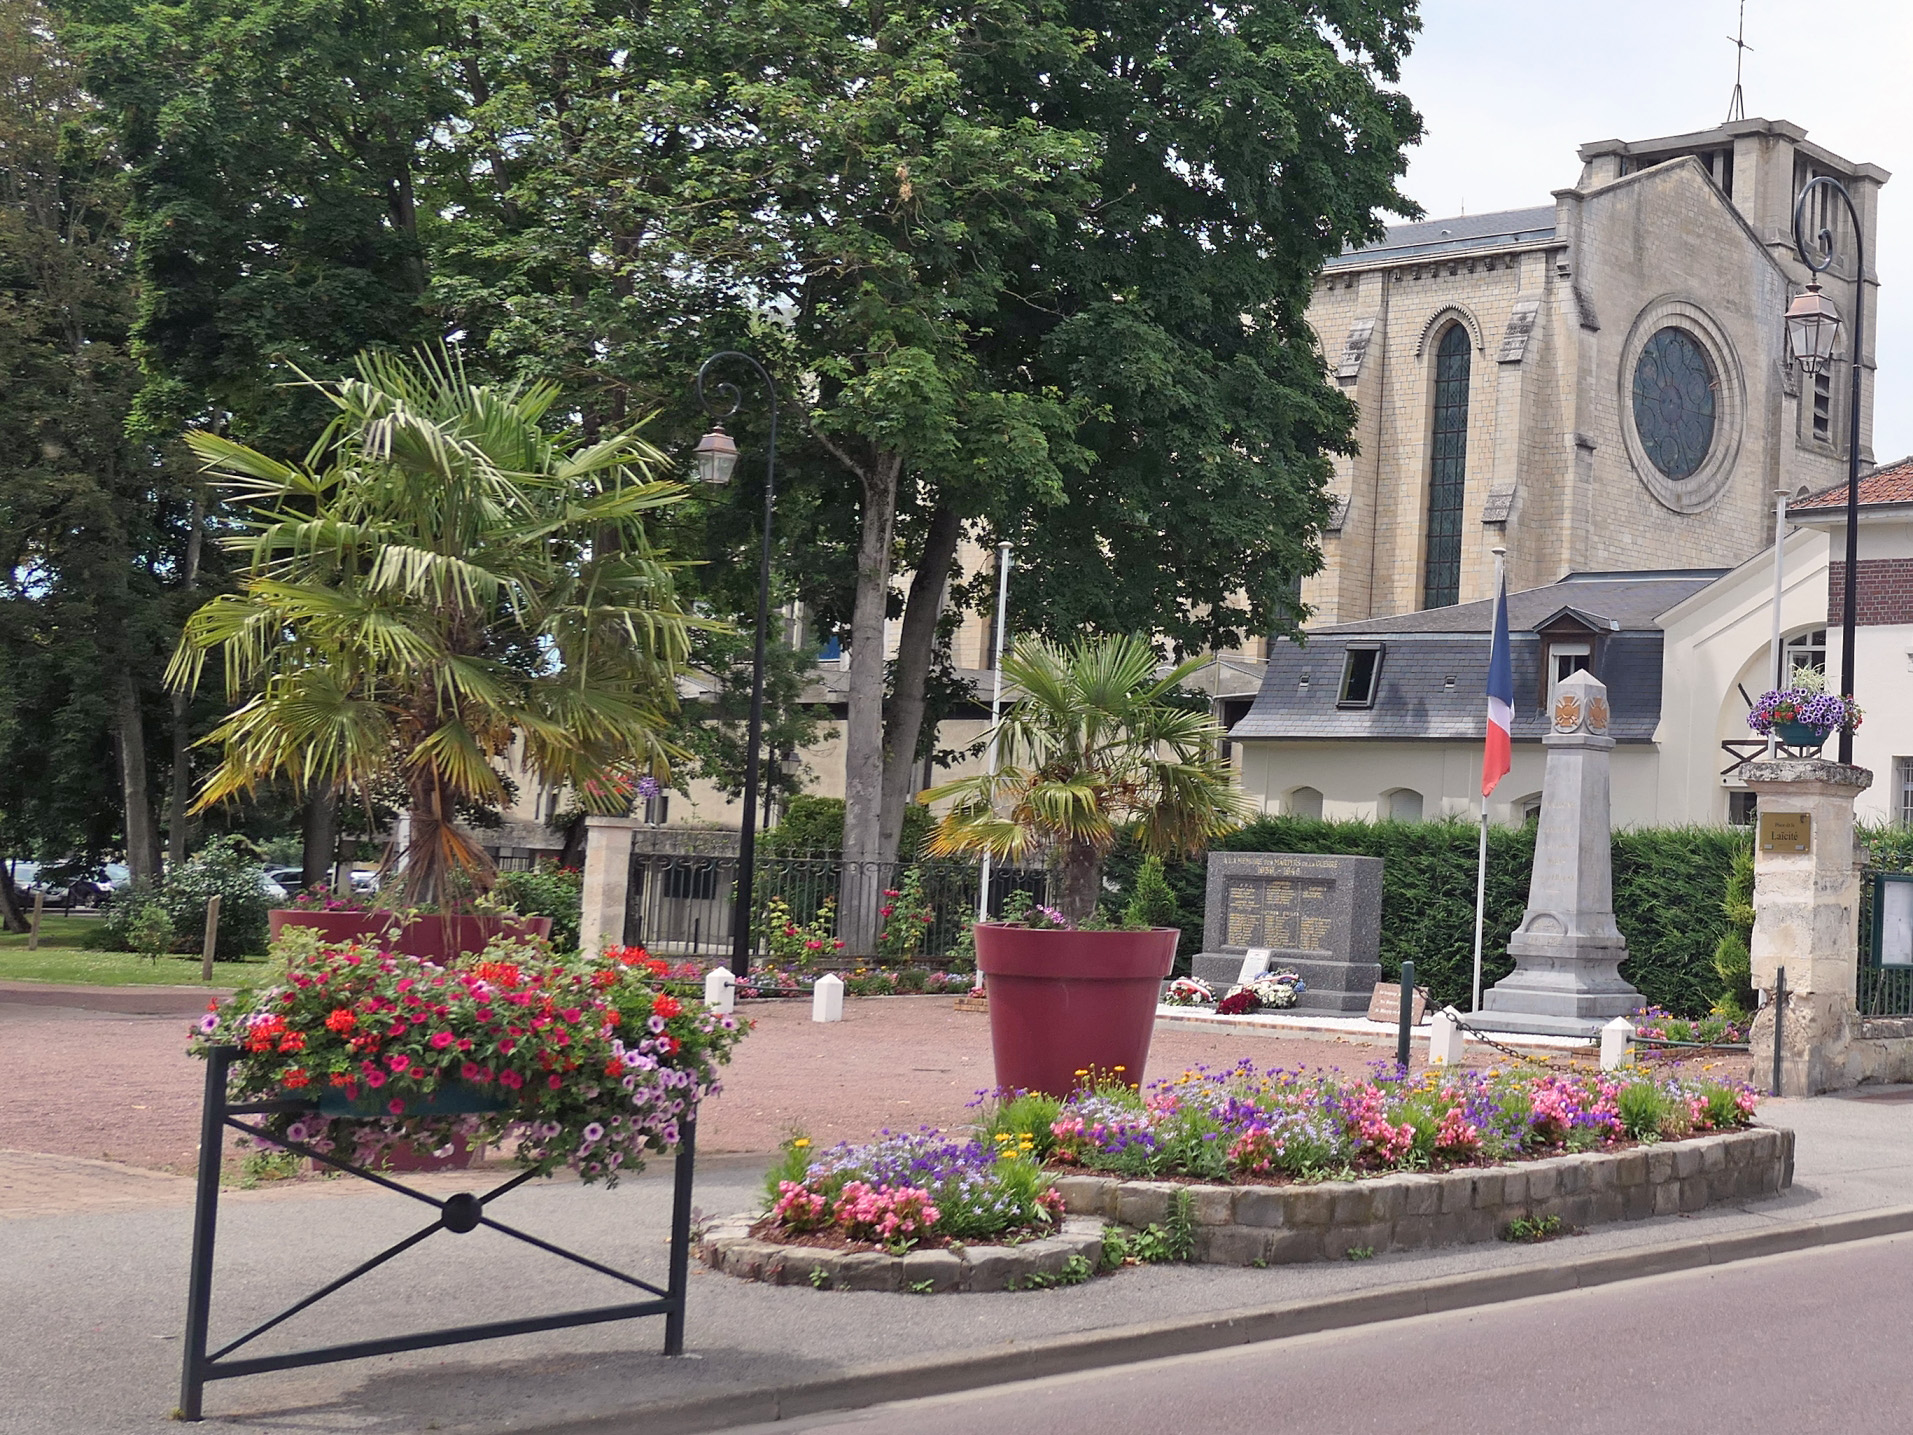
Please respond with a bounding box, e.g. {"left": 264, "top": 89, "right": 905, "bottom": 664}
{"left": 428, "top": 1031, "right": 454, "bottom": 1050}
{"left": 364, "top": 1070, "right": 386, "bottom": 1088}
{"left": 388, "top": 1053, "right": 410, "bottom": 1073}
{"left": 499, "top": 1070, "right": 523, "bottom": 1090}
{"left": 387, "top": 1099, "right": 405, "bottom": 1116}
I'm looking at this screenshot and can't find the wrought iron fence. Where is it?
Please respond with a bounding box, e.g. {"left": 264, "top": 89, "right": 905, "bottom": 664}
{"left": 620, "top": 849, "right": 1046, "bottom": 962}
{"left": 1857, "top": 869, "right": 1913, "bottom": 1017}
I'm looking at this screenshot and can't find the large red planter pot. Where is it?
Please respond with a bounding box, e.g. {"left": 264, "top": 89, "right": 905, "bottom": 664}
{"left": 974, "top": 924, "right": 1178, "bottom": 1099}
{"left": 267, "top": 910, "right": 553, "bottom": 962}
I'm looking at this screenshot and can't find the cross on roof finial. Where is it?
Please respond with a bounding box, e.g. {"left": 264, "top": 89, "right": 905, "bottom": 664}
{"left": 1726, "top": 0, "right": 1752, "bottom": 122}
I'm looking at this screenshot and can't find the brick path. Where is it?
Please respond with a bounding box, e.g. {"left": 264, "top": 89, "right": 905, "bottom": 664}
{"left": 0, "top": 985, "right": 1745, "bottom": 1216}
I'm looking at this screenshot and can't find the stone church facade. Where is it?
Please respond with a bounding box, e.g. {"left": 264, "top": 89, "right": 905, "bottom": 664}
{"left": 1302, "top": 117, "right": 1887, "bottom": 626}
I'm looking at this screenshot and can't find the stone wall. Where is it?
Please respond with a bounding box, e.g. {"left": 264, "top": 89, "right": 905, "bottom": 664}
{"left": 1053, "top": 1126, "right": 1791, "bottom": 1266}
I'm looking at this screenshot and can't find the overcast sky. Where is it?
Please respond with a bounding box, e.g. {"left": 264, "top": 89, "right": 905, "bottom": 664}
{"left": 1392, "top": 0, "right": 1912, "bottom": 464}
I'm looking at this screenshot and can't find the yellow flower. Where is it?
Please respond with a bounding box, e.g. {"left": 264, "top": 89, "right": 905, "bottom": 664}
{"left": 1074, "top": 1068, "right": 1089, "bottom": 1077}
{"left": 1113, "top": 1065, "right": 1126, "bottom": 1072}
{"left": 792, "top": 1138, "right": 811, "bottom": 1149}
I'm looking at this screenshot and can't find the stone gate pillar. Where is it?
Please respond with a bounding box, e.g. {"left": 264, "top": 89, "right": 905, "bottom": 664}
{"left": 578, "top": 815, "right": 643, "bottom": 956}
{"left": 1744, "top": 758, "right": 1871, "bottom": 1095}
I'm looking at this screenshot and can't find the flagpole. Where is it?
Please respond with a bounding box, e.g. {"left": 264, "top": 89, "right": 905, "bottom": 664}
{"left": 1471, "top": 545, "right": 1508, "bottom": 1014}
{"left": 977, "top": 542, "right": 1013, "bottom": 924}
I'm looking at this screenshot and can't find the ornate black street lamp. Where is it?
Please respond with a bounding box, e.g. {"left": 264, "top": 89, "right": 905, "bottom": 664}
{"left": 1786, "top": 176, "right": 1866, "bottom": 765}
{"left": 693, "top": 352, "right": 777, "bottom": 977}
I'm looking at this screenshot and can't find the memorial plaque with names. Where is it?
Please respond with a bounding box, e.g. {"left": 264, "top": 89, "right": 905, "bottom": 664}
{"left": 1192, "top": 852, "right": 1384, "bottom": 1015}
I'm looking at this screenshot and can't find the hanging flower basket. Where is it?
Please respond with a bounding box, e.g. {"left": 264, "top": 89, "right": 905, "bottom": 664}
{"left": 1771, "top": 719, "right": 1829, "bottom": 751}
{"left": 1747, "top": 685, "right": 1861, "bottom": 746}
{"left": 190, "top": 938, "right": 746, "bottom": 1183}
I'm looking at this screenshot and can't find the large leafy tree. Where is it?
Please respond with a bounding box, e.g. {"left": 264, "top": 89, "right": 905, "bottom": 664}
{"left": 420, "top": 0, "right": 1421, "bottom": 944}
{"left": 0, "top": 0, "right": 203, "bottom": 897}
{"left": 59, "top": 0, "right": 456, "bottom": 874}
{"left": 169, "top": 349, "right": 697, "bottom": 904}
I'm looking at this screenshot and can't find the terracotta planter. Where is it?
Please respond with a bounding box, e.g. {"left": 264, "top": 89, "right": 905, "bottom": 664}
{"left": 268, "top": 910, "right": 553, "bottom": 962}
{"left": 974, "top": 924, "right": 1178, "bottom": 1098}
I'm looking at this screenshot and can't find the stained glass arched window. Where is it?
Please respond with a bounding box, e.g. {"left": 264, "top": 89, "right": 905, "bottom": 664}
{"left": 1423, "top": 323, "right": 1471, "bottom": 610}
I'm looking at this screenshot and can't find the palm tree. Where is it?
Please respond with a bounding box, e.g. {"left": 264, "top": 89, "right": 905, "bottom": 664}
{"left": 167, "top": 347, "right": 697, "bottom": 905}
{"left": 923, "top": 634, "right": 1248, "bottom": 922}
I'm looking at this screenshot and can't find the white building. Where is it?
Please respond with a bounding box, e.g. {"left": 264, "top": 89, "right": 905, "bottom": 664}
{"left": 1231, "top": 459, "right": 1913, "bottom": 831}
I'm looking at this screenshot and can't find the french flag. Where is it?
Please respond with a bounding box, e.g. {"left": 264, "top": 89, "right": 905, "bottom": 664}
{"left": 1482, "top": 573, "right": 1513, "bottom": 797}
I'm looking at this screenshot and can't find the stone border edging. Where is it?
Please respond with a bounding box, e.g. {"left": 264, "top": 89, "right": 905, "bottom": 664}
{"left": 699, "top": 1216, "right": 1105, "bottom": 1292}
{"left": 529, "top": 1201, "right": 1913, "bottom": 1435}
{"left": 1052, "top": 1125, "right": 1791, "bottom": 1264}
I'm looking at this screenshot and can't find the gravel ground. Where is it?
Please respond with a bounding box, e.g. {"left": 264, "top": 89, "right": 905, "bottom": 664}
{"left": 0, "top": 987, "right": 1749, "bottom": 1176}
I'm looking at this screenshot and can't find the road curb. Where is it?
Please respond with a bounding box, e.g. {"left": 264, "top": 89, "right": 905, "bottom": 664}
{"left": 517, "top": 1203, "right": 1913, "bottom": 1435}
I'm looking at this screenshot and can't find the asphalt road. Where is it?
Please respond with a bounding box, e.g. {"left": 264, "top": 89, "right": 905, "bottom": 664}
{"left": 748, "top": 1232, "right": 1913, "bottom": 1435}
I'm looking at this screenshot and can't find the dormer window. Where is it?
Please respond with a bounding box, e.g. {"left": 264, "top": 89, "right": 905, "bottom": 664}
{"left": 1338, "top": 644, "right": 1384, "bottom": 708}
{"left": 1547, "top": 641, "right": 1592, "bottom": 712}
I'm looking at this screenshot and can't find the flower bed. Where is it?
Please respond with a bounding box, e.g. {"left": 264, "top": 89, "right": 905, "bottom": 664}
{"left": 1632, "top": 1006, "right": 1747, "bottom": 1047}
{"left": 191, "top": 936, "right": 745, "bottom": 1180}
{"left": 736, "top": 966, "right": 975, "bottom": 999}
{"left": 753, "top": 1124, "right": 1068, "bottom": 1251}
{"left": 997, "top": 1061, "right": 1758, "bottom": 1185}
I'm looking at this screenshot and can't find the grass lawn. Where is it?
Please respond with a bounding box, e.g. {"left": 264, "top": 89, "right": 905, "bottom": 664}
{"left": 0, "top": 922, "right": 276, "bottom": 987}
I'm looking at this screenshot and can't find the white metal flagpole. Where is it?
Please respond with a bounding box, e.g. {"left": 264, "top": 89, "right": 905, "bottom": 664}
{"left": 1471, "top": 546, "right": 1508, "bottom": 1014}
{"left": 977, "top": 542, "right": 1013, "bottom": 923}
{"left": 1765, "top": 487, "right": 1789, "bottom": 760}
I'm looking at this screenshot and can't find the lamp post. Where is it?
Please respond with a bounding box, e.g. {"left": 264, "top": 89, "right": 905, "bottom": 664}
{"left": 693, "top": 352, "right": 778, "bottom": 978}
{"left": 1786, "top": 176, "right": 1866, "bottom": 765}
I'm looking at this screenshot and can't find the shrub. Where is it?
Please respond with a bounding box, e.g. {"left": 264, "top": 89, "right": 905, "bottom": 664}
{"left": 1104, "top": 817, "right": 1748, "bottom": 1015}
{"left": 126, "top": 904, "right": 176, "bottom": 964}
{"left": 1122, "top": 856, "right": 1182, "bottom": 931}
{"left": 103, "top": 836, "right": 273, "bottom": 960}
{"left": 492, "top": 863, "right": 584, "bottom": 952}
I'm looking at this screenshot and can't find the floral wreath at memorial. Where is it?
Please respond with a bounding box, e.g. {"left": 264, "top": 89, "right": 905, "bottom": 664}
{"left": 189, "top": 934, "right": 746, "bottom": 1182}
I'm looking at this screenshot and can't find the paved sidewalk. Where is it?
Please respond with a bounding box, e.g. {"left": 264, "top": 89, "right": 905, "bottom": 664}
{"left": 1, "top": 1088, "right": 1909, "bottom": 1435}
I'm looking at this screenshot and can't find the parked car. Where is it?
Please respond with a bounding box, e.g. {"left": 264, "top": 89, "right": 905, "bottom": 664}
{"left": 48, "top": 862, "right": 130, "bottom": 907}
{"left": 264, "top": 866, "right": 305, "bottom": 893}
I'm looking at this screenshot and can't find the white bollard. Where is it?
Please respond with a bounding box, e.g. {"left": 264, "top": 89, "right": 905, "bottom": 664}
{"left": 1600, "top": 1016, "right": 1635, "bottom": 1071}
{"left": 1428, "top": 1006, "right": 1465, "bottom": 1066}
{"left": 703, "top": 966, "right": 737, "bottom": 1015}
{"left": 812, "top": 972, "right": 845, "bottom": 1023}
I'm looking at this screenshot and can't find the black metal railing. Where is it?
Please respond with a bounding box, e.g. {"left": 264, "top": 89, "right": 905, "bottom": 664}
{"left": 620, "top": 850, "right": 1046, "bottom": 962}
{"left": 1858, "top": 869, "right": 1913, "bottom": 1017}
{"left": 178, "top": 1045, "right": 695, "bottom": 1421}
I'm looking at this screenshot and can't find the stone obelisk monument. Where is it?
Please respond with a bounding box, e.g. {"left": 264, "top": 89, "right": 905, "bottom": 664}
{"left": 1472, "top": 669, "right": 1641, "bottom": 1037}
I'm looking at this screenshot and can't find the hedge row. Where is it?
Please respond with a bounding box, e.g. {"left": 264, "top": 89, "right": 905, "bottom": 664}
{"left": 1105, "top": 817, "right": 1749, "bottom": 1018}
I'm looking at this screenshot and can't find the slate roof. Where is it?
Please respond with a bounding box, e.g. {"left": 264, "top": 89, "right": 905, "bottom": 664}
{"left": 1793, "top": 457, "right": 1913, "bottom": 510}
{"left": 1231, "top": 572, "right": 1721, "bottom": 745}
{"left": 1322, "top": 206, "right": 1557, "bottom": 271}
{"left": 1315, "top": 571, "right": 1722, "bottom": 636}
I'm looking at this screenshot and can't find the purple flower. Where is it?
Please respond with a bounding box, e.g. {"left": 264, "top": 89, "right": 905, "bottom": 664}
{"left": 635, "top": 775, "right": 663, "bottom": 800}
{"left": 197, "top": 1014, "right": 219, "bottom": 1035}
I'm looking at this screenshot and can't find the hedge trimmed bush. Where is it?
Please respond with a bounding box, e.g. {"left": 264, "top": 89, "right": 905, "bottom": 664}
{"left": 1106, "top": 817, "right": 1748, "bottom": 1017}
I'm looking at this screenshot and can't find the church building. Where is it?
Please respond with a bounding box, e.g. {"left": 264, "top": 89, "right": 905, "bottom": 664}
{"left": 1302, "top": 117, "right": 1885, "bottom": 625}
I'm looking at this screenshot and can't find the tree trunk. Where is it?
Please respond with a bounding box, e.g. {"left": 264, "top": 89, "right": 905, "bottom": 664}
{"left": 0, "top": 861, "right": 27, "bottom": 934}
{"left": 839, "top": 453, "right": 903, "bottom": 954}
{"left": 878, "top": 502, "right": 962, "bottom": 863}
{"left": 1056, "top": 841, "right": 1103, "bottom": 924}
{"left": 165, "top": 486, "right": 206, "bottom": 865}
{"left": 559, "top": 812, "right": 588, "bottom": 870}
{"left": 117, "top": 673, "right": 161, "bottom": 887}
{"left": 301, "top": 789, "right": 339, "bottom": 893}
